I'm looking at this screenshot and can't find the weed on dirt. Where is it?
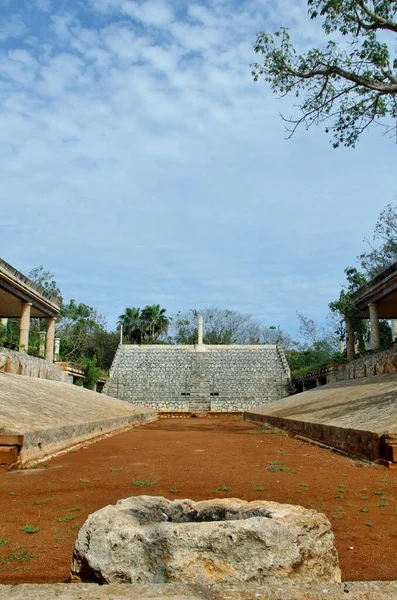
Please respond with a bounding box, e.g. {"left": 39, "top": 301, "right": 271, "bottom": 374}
{"left": 20, "top": 525, "right": 39, "bottom": 534}
{"left": 56, "top": 515, "right": 74, "bottom": 523}
{"left": 132, "top": 479, "right": 155, "bottom": 487}
{"left": 266, "top": 460, "right": 291, "bottom": 473}
{"left": 212, "top": 485, "right": 231, "bottom": 493}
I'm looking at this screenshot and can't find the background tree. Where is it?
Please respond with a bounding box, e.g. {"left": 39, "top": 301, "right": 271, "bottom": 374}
{"left": 140, "top": 305, "right": 171, "bottom": 342}
{"left": 57, "top": 300, "right": 106, "bottom": 362}
{"left": 252, "top": 0, "right": 397, "bottom": 147}
{"left": 28, "top": 265, "right": 63, "bottom": 303}
{"left": 118, "top": 307, "right": 142, "bottom": 344}
{"left": 285, "top": 312, "right": 341, "bottom": 376}
{"left": 173, "top": 307, "right": 291, "bottom": 346}
{"left": 118, "top": 305, "right": 171, "bottom": 344}
{"left": 358, "top": 203, "right": 397, "bottom": 277}
{"left": 329, "top": 267, "right": 369, "bottom": 352}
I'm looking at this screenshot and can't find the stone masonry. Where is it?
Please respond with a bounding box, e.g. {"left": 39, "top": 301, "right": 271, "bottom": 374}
{"left": 328, "top": 345, "right": 397, "bottom": 384}
{"left": 104, "top": 345, "right": 291, "bottom": 412}
{"left": 0, "top": 347, "right": 67, "bottom": 382}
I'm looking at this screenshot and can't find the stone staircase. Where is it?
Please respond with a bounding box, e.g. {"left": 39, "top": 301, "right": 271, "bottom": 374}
{"left": 187, "top": 354, "right": 212, "bottom": 412}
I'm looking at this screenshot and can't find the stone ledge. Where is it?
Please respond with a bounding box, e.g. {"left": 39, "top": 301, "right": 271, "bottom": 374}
{"left": 1, "top": 582, "right": 397, "bottom": 600}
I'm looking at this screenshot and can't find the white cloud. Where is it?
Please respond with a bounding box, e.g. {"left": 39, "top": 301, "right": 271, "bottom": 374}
{"left": 121, "top": 0, "right": 173, "bottom": 26}
{"left": 0, "top": 14, "right": 27, "bottom": 42}
{"left": 0, "top": 0, "right": 396, "bottom": 336}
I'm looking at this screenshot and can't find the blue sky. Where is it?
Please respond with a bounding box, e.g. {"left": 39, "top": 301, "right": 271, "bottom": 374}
{"left": 0, "top": 0, "right": 395, "bottom": 337}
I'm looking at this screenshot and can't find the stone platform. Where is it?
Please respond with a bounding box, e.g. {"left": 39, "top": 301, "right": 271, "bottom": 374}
{"left": 244, "top": 373, "right": 397, "bottom": 463}
{"left": 0, "top": 581, "right": 396, "bottom": 600}
{"left": 0, "top": 372, "right": 157, "bottom": 466}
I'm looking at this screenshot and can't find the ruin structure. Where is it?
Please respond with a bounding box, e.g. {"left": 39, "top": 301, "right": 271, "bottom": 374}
{"left": 104, "top": 318, "right": 291, "bottom": 412}
{"left": 0, "top": 258, "right": 60, "bottom": 360}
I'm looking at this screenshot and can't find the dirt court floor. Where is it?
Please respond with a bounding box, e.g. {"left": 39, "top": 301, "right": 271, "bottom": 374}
{"left": 0, "top": 417, "right": 397, "bottom": 584}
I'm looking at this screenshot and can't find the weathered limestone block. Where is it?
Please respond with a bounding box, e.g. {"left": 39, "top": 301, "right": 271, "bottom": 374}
{"left": 71, "top": 496, "right": 341, "bottom": 586}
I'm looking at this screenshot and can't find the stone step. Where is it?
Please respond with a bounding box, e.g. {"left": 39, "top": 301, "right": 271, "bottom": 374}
{"left": 189, "top": 404, "right": 210, "bottom": 411}
{"left": 0, "top": 445, "right": 19, "bottom": 467}
{"left": 1, "top": 581, "right": 396, "bottom": 599}
{"left": 0, "top": 434, "right": 24, "bottom": 446}
{"left": 384, "top": 434, "right": 397, "bottom": 462}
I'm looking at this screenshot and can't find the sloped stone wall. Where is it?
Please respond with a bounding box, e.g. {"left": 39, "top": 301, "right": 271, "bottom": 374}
{"left": 0, "top": 347, "right": 67, "bottom": 382}
{"left": 104, "top": 345, "right": 291, "bottom": 412}
{"left": 328, "top": 345, "right": 397, "bottom": 383}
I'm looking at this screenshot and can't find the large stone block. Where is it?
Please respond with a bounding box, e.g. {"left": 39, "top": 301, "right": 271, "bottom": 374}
{"left": 71, "top": 496, "right": 340, "bottom": 586}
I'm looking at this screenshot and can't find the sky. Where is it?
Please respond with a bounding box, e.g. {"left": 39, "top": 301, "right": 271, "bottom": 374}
{"left": 0, "top": 0, "right": 395, "bottom": 337}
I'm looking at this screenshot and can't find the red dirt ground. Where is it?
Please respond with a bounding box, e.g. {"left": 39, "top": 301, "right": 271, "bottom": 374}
{"left": 0, "top": 417, "right": 396, "bottom": 584}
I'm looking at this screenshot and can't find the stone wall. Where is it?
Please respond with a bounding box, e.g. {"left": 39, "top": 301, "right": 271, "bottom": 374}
{"left": 0, "top": 347, "right": 68, "bottom": 382}
{"left": 328, "top": 345, "right": 397, "bottom": 383}
{"left": 244, "top": 411, "right": 384, "bottom": 462}
{"left": 104, "top": 345, "right": 291, "bottom": 412}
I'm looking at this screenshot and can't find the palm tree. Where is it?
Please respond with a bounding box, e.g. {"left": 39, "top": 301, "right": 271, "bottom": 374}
{"left": 118, "top": 307, "right": 142, "bottom": 344}
{"left": 140, "top": 305, "right": 170, "bottom": 342}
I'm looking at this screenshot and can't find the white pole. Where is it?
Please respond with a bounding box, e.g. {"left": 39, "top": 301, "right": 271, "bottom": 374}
{"left": 120, "top": 324, "right": 123, "bottom": 345}
{"left": 198, "top": 315, "right": 203, "bottom": 345}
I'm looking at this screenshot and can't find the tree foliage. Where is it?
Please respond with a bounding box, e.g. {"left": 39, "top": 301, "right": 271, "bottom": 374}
{"left": 286, "top": 312, "right": 341, "bottom": 376}
{"left": 358, "top": 203, "right": 397, "bottom": 277}
{"left": 118, "top": 305, "right": 171, "bottom": 344}
{"left": 173, "top": 307, "right": 292, "bottom": 346}
{"left": 28, "top": 265, "right": 63, "bottom": 303}
{"left": 252, "top": 0, "right": 397, "bottom": 147}
{"left": 329, "top": 267, "right": 369, "bottom": 350}
{"left": 56, "top": 299, "right": 110, "bottom": 369}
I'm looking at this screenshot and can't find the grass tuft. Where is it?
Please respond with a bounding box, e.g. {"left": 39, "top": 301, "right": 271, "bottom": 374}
{"left": 21, "top": 524, "right": 40, "bottom": 534}
{"left": 32, "top": 498, "right": 50, "bottom": 505}
{"left": 212, "top": 485, "right": 231, "bottom": 493}
{"left": 0, "top": 548, "right": 36, "bottom": 564}
{"left": 133, "top": 479, "right": 155, "bottom": 487}
{"left": 56, "top": 514, "right": 74, "bottom": 523}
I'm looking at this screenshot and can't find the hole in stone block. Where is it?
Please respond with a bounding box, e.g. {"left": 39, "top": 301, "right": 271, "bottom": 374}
{"left": 130, "top": 504, "right": 271, "bottom": 524}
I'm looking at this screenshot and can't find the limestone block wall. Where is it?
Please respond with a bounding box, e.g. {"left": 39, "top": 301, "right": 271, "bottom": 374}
{"left": 328, "top": 345, "right": 397, "bottom": 383}
{"left": 104, "top": 345, "right": 291, "bottom": 412}
{"left": 0, "top": 347, "right": 67, "bottom": 382}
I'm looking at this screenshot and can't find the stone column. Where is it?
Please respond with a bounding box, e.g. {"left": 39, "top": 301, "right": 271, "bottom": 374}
{"left": 19, "top": 302, "right": 32, "bottom": 352}
{"left": 391, "top": 319, "right": 397, "bottom": 343}
{"left": 198, "top": 315, "right": 203, "bottom": 345}
{"left": 45, "top": 317, "right": 56, "bottom": 362}
{"left": 345, "top": 317, "right": 355, "bottom": 362}
{"left": 368, "top": 303, "right": 380, "bottom": 351}
{"left": 39, "top": 331, "right": 46, "bottom": 357}
{"left": 54, "top": 337, "right": 60, "bottom": 361}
